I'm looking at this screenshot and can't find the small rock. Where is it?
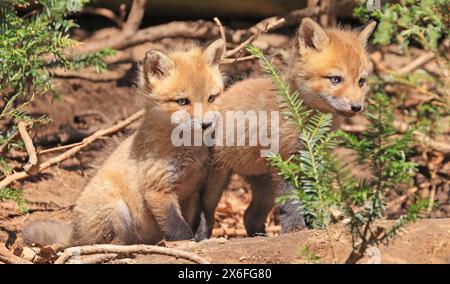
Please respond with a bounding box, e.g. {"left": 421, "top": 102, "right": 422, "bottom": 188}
{"left": 21, "top": 247, "right": 40, "bottom": 262}
{"left": 217, "top": 237, "right": 228, "bottom": 244}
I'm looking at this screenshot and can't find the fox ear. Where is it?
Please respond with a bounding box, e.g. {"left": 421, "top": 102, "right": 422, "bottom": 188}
{"left": 358, "top": 20, "right": 377, "bottom": 47}
{"left": 205, "top": 39, "right": 226, "bottom": 65}
{"left": 297, "top": 17, "right": 329, "bottom": 54}
{"left": 142, "top": 50, "right": 175, "bottom": 80}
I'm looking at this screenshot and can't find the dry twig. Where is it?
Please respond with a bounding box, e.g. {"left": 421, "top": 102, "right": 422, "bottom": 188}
{"left": 49, "top": 68, "right": 128, "bottom": 82}
{"left": 55, "top": 244, "right": 210, "bottom": 264}
{"left": 226, "top": 18, "right": 285, "bottom": 59}
{"left": 221, "top": 55, "right": 257, "bottom": 64}
{"left": 398, "top": 52, "right": 436, "bottom": 75}
{"left": 17, "top": 122, "right": 39, "bottom": 175}
{"left": 213, "top": 17, "right": 226, "bottom": 44}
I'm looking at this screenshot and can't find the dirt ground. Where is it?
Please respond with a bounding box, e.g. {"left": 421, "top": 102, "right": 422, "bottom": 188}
{"left": 140, "top": 218, "right": 450, "bottom": 264}
{"left": 0, "top": 35, "right": 449, "bottom": 264}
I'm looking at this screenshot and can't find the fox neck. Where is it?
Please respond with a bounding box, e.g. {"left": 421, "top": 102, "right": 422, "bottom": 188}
{"left": 132, "top": 110, "right": 177, "bottom": 156}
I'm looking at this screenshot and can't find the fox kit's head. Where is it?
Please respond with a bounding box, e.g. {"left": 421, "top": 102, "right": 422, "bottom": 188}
{"left": 291, "top": 18, "right": 377, "bottom": 117}
{"left": 139, "top": 39, "right": 226, "bottom": 131}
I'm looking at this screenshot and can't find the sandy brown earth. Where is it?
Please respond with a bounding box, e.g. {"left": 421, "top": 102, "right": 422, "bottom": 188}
{"left": 141, "top": 218, "right": 450, "bottom": 264}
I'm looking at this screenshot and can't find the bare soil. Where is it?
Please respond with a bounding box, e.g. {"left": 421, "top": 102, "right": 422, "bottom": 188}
{"left": 139, "top": 218, "right": 450, "bottom": 264}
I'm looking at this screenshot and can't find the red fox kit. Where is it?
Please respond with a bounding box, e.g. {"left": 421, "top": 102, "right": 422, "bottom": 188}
{"left": 23, "top": 39, "right": 226, "bottom": 247}
{"left": 196, "top": 18, "right": 377, "bottom": 239}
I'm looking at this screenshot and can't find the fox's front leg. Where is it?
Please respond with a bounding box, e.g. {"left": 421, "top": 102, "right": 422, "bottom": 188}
{"left": 144, "top": 190, "right": 194, "bottom": 241}
{"left": 195, "top": 167, "right": 232, "bottom": 241}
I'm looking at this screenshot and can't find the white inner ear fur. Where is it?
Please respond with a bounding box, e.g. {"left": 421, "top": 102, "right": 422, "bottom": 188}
{"left": 143, "top": 50, "right": 175, "bottom": 79}
{"left": 205, "top": 39, "right": 226, "bottom": 65}
{"left": 297, "top": 18, "right": 329, "bottom": 53}
{"left": 358, "top": 21, "right": 377, "bottom": 47}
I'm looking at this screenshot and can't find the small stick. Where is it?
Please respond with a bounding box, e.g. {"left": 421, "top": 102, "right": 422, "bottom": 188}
{"left": 225, "top": 18, "right": 285, "bottom": 58}
{"left": 49, "top": 68, "right": 127, "bottom": 82}
{"left": 17, "top": 121, "right": 39, "bottom": 175}
{"left": 221, "top": 55, "right": 256, "bottom": 64}
{"left": 398, "top": 52, "right": 435, "bottom": 75}
{"left": 213, "top": 17, "right": 226, "bottom": 44}
{"left": 38, "top": 142, "right": 85, "bottom": 155}
{"left": 68, "top": 253, "right": 118, "bottom": 264}
{"left": 387, "top": 187, "right": 418, "bottom": 212}
{"left": 55, "top": 244, "right": 210, "bottom": 264}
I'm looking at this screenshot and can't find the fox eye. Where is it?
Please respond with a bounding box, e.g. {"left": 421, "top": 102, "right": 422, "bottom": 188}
{"left": 328, "top": 76, "right": 342, "bottom": 84}
{"left": 358, "top": 77, "right": 367, "bottom": 87}
{"left": 208, "top": 93, "right": 219, "bottom": 103}
{"left": 176, "top": 98, "right": 190, "bottom": 106}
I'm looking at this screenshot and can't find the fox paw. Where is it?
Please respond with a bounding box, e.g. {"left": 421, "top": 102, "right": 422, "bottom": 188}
{"left": 279, "top": 202, "right": 307, "bottom": 233}
{"left": 165, "top": 226, "right": 194, "bottom": 241}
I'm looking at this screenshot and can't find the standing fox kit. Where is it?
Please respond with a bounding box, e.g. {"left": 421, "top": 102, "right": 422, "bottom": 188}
{"left": 197, "top": 18, "right": 377, "bottom": 239}
{"left": 24, "top": 40, "right": 226, "bottom": 247}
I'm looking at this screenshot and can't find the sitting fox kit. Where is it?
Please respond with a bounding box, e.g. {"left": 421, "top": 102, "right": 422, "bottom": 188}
{"left": 197, "top": 18, "right": 377, "bottom": 239}
{"left": 23, "top": 40, "right": 226, "bottom": 247}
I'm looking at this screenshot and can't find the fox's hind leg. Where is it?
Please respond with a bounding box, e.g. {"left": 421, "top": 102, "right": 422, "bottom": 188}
{"left": 278, "top": 181, "right": 307, "bottom": 233}
{"left": 244, "top": 174, "right": 276, "bottom": 236}
{"left": 181, "top": 190, "right": 202, "bottom": 234}
{"left": 71, "top": 199, "right": 140, "bottom": 246}
{"left": 244, "top": 174, "right": 307, "bottom": 236}
{"left": 144, "top": 190, "right": 194, "bottom": 241}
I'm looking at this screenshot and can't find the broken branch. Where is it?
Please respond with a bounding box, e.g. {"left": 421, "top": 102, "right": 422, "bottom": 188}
{"left": 221, "top": 55, "right": 256, "bottom": 64}
{"left": 17, "top": 121, "right": 39, "bottom": 175}
{"left": 213, "top": 17, "right": 226, "bottom": 44}
{"left": 398, "top": 52, "right": 436, "bottom": 75}
{"left": 225, "top": 18, "right": 285, "bottom": 58}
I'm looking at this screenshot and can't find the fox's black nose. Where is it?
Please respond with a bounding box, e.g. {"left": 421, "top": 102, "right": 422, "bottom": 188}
{"left": 351, "top": 104, "right": 363, "bottom": 113}
{"left": 202, "top": 122, "right": 213, "bottom": 130}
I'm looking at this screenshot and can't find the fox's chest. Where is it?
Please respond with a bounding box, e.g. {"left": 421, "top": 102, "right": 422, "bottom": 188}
{"left": 169, "top": 148, "right": 210, "bottom": 199}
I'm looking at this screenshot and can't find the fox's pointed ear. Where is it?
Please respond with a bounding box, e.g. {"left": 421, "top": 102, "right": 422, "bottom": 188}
{"left": 358, "top": 20, "right": 377, "bottom": 47}
{"left": 142, "top": 50, "right": 175, "bottom": 80}
{"left": 205, "top": 39, "right": 226, "bottom": 65}
{"left": 297, "top": 17, "right": 329, "bottom": 54}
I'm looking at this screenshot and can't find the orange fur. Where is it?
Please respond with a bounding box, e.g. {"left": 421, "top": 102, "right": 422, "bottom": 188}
{"left": 23, "top": 40, "right": 227, "bottom": 247}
